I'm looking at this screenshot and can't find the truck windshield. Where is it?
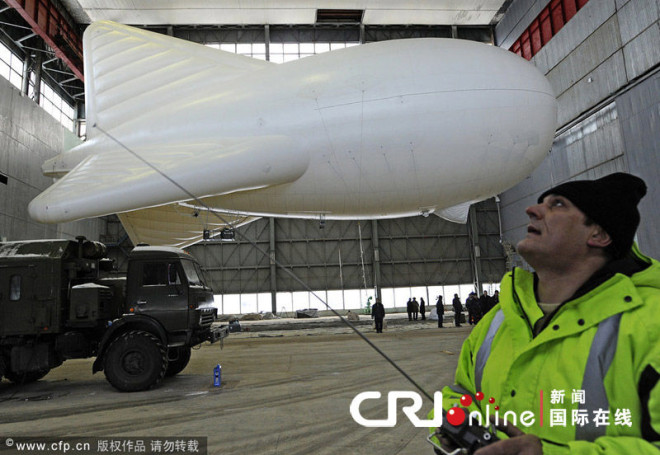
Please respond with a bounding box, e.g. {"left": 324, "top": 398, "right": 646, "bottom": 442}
{"left": 181, "top": 260, "right": 208, "bottom": 287}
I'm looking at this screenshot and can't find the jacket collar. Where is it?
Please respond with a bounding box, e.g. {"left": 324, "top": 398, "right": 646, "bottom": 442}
{"left": 564, "top": 249, "right": 649, "bottom": 302}
{"left": 502, "top": 244, "right": 657, "bottom": 336}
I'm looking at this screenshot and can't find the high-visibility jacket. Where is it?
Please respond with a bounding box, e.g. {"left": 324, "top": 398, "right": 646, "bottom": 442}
{"left": 430, "top": 245, "right": 660, "bottom": 453}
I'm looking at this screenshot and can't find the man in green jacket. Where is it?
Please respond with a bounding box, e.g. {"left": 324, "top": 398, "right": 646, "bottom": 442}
{"left": 429, "top": 172, "right": 660, "bottom": 454}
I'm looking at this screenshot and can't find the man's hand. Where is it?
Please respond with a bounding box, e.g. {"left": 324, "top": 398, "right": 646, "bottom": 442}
{"left": 474, "top": 418, "right": 542, "bottom": 455}
{"left": 436, "top": 434, "right": 460, "bottom": 454}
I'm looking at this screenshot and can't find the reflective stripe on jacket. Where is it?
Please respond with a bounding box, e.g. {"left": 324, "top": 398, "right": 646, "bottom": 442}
{"left": 430, "top": 245, "right": 660, "bottom": 453}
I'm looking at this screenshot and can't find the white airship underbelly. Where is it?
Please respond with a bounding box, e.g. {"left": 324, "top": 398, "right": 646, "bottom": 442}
{"left": 29, "top": 21, "right": 557, "bottom": 247}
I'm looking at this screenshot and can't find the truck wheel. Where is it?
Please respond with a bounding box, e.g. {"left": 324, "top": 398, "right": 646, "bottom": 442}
{"left": 103, "top": 330, "right": 168, "bottom": 392}
{"left": 4, "top": 369, "right": 50, "bottom": 384}
{"left": 165, "top": 347, "right": 191, "bottom": 377}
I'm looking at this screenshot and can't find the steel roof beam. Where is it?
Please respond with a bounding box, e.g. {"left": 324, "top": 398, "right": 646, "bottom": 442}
{"left": 4, "top": 0, "right": 83, "bottom": 81}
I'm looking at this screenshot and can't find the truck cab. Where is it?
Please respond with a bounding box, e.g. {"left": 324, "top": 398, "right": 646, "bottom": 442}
{"left": 92, "top": 245, "right": 227, "bottom": 391}
{"left": 126, "top": 246, "right": 218, "bottom": 346}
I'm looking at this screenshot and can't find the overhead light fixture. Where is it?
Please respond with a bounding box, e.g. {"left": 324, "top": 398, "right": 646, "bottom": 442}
{"left": 220, "top": 228, "right": 235, "bottom": 241}
{"left": 201, "top": 228, "right": 235, "bottom": 242}
{"left": 316, "top": 9, "right": 364, "bottom": 23}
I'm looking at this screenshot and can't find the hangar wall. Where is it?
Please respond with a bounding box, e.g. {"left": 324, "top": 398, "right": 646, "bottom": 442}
{"left": 0, "top": 76, "right": 104, "bottom": 242}
{"left": 496, "top": 0, "right": 660, "bottom": 262}
{"left": 187, "top": 199, "right": 505, "bottom": 303}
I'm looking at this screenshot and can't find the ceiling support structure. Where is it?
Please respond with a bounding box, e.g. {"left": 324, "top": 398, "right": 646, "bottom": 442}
{"left": 468, "top": 205, "right": 483, "bottom": 296}
{"left": 371, "top": 220, "right": 381, "bottom": 300}
{"left": 4, "top": 0, "right": 83, "bottom": 81}
{"left": 269, "top": 217, "right": 278, "bottom": 314}
{"left": 32, "top": 46, "right": 42, "bottom": 102}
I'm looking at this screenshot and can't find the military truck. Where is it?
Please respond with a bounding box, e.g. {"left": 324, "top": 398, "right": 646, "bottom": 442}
{"left": 0, "top": 237, "right": 227, "bottom": 392}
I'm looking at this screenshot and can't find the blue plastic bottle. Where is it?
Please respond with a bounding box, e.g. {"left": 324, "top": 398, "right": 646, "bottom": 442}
{"left": 213, "top": 364, "right": 222, "bottom": 387}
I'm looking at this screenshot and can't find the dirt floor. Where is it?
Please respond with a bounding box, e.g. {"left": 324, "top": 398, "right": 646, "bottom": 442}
{"left": 0, "top": 315, "right": 472, "bottom": 455}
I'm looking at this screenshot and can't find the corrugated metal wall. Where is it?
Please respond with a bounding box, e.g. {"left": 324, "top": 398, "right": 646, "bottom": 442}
{"left": 187, "top": 199, "right": 505, "bottom": 296}
{"left": 496, "top": 0, "right": 660, "bottom": 263}
{"left": 617, "top": 74, "right": 660, "bottom": 255}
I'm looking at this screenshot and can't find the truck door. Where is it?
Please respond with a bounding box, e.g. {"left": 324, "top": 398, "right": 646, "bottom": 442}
{"left": 0, "top": 270, "right": 26, "bottom": 336}
{"left": 131, "top": 261, "right": 189, "bottom": 333}
{"left": 0, "top": 265, "right": 57, "bottom": 336}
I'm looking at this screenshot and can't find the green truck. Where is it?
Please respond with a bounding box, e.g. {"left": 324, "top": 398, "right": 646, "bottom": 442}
{"left": 0, "top": 237, "right": 228, "bottom": 392}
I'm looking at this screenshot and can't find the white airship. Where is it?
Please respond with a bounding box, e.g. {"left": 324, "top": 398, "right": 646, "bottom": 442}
{"left": 29, "top": 21, "right": 557, "bottom": 248}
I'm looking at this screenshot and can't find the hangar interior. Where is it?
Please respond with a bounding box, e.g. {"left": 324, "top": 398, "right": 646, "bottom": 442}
{"left": 0, "top": 0, "right": 658, "bottom": 315}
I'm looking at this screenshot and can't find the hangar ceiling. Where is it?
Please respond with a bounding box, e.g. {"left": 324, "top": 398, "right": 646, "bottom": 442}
{"left": 60, "top": 0, "right": 512, "bottom": 26}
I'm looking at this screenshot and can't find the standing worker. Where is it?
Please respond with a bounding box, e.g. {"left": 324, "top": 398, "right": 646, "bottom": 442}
{"left": 465, "top": 292, "right": 480, "bottom": 325}
{"left": 452, "top": 294, "right": 463, "bottom": 327}
{"left": 371, "top": 297, "right": 385, "bottom": 333}
{"left": 429, "top": 173, "right": 660, "bottom": 453}
{"left": 420, "top": 297, "right": 426, "bottom": 320}
{"left": 436, "top": 296, "right": 444, "bottom": 328}
{"left": 479, "top": 290, "right": 493, "bottom": 315}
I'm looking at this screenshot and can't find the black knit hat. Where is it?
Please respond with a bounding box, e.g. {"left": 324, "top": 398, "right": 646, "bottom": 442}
{"left": 538, "top": 172, "right": 647, "bottom": 258}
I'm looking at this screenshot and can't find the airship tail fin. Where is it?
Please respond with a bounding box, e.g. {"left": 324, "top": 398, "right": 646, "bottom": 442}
{"left": 29, "top": 136, "right": 308, "bottom": 225}
{"left": 82, "top": 21, "right": 272, "bottom": 133}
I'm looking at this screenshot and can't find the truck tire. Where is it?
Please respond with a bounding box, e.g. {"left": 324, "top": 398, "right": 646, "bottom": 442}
{"left": 165, "top": 347, "right": 191, "bottom": 377}
{"left": 103, "top": 330, "right": 168, "bottom": 392}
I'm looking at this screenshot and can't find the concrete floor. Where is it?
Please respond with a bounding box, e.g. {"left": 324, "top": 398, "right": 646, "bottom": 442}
{"left": 0, "top": 317, "right": 472, "bottom": 455}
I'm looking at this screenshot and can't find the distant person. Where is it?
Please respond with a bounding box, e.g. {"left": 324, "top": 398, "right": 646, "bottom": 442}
{"left": 479, "top": 290, "right": 493, "bottom": 315}
{"left": 493, "top": 289, "right": 500, "bottom": 305}
{"left": 436, "top": 296, "right": 444, "bottom": 328}
{"left": 419, "top": 297, "right": 426, "bottom": 320}
{"left": 465, "top": 292, "right": 480, "bottom": 325}
{"left": 412, "top": 297, "right": 419, "bottom": 321}
{"left": 406, "top": 298, "right": 413, "bottom": 321}
{"left": 371, "top": 297, "right": 385, "bottom": 333}
{"left": 452, "top": 294, "right": 463, "bottom": 327}
{"left": 464, "top": 293, "right": 472, "bottom": 325}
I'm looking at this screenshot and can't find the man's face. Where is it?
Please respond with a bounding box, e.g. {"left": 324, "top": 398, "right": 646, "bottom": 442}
{"left": 517, "top": 194, "right": 596, "bottom": 269}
